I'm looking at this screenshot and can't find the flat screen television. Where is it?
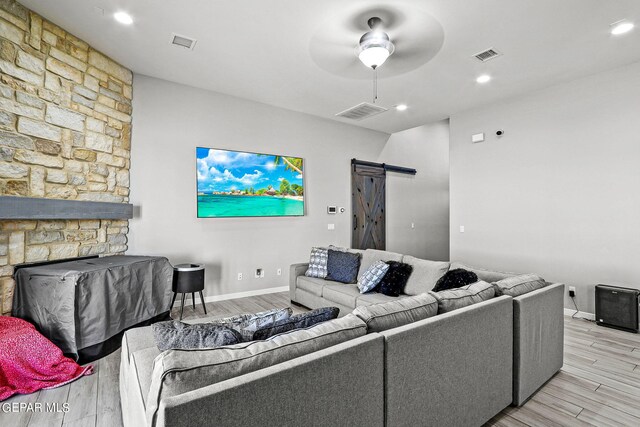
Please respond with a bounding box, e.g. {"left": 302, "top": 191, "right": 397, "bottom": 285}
{"left": 196, "top": 147, "right": 305, "bottom": 218}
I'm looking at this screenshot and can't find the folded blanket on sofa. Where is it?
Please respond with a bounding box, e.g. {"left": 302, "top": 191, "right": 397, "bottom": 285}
{"left": 0, "top": 317, "right": 93, "bottom": 401}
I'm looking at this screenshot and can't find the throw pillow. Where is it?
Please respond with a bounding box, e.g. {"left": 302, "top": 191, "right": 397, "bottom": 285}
{"left": 152, "top": 321, "right": 242, "bottom": 351}
{"left": 432, "top": 268, "right": 479, "bottom": 292}
{"left": 357, "top": 260, "right": 390, "bottom": 293}
{"left": 494, "top": 274, "right": 546, "bottom": 297}
{"left": 378, "top": 261, "right": 413, "bottom": 297}
{"left": 326, "top": 249, "right": 361, "bottom": 284}
{"left": 233, "top": 308, "right": 293, "bottom": 341}
{"left": 252, "top": 307, "right": 340, "bottom": 340}
{"left": 209, "top": 307, "right": 292, "bottom": 328}
{"left": 305, "top": 247, "right": 329, "bottom": 278}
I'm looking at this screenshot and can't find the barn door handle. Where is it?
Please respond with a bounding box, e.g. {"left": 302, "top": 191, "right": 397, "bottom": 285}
{"left": 353, "top": 215, "right": 357, "bottom": 230}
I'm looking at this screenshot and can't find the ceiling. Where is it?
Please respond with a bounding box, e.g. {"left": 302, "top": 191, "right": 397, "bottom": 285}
{"left": 21, "top": 0, "right": 640, "bottom": 134}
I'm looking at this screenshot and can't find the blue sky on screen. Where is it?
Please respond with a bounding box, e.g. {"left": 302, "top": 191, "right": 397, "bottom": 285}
{"left": 196, "top": 147, "right": 303, "bottom": 192}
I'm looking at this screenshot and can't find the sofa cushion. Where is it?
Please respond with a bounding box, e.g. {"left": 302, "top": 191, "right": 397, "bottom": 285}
{"left": 494, "top": 274, "right": 546, "bottom": 297}
{"left": 431, "top": 280, "right": 495, "bottom": 314}
{"left": 402, "top": 256, "right": 450, "bottom": 295}
{"left": 297, "top": 276, "right": 330, "bottom": 296}
{"left": 323, "top": 284, "right": 362, "bottom": 308}
{"left": 252, "top": 307, "right": 340, "bottom": 340}
{"left": 305, "top": 247, "right": 329, "bottom": 278}
{"left": 146, "top": 314, "right": 367, "bottom": 424}
{"left": 358, "top": 260, "right": 390, "bottom": 293}
{"left": 450, "top": 262, "right": 516, "bottom": 283}
{"left": 358, "top": 249, "right": 403, "bottom": 279}
{"left": 378, "top": 261, "right": 414, "bottom": 297}
{"left": 352, "top": 293, "right": 438, "bottom": 333}
{"left": 356, "top": 292, "right": 409, "bottom": 307}
{"left": 432, "top": 268, "right": 479, "bottom": 292}
{"left": 152, "top": 321, "right": 243, "bottom": 351}
{"left": 326, "top": 249, "right": 361, "bottom": 284}
{"left": 131, "top": 346, "right": 161, "bottom": 407}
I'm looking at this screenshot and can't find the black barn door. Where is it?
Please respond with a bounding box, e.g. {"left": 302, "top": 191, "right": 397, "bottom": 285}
{"left": 351, "top": 163, "right": 386, "bottom": 250}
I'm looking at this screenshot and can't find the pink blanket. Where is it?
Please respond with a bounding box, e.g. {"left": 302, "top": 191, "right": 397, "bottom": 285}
{"left": 0, "top": 316, "right": 93, "bottom": 401}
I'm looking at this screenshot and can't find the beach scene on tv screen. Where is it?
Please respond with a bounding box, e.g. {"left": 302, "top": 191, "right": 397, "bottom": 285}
{"left": 196, "top": 147, "right": 304, "bottom": 217}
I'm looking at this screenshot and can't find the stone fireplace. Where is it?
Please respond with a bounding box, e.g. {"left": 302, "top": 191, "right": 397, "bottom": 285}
{"left": 0, "top": 0, "right": 133, "bottom": 315}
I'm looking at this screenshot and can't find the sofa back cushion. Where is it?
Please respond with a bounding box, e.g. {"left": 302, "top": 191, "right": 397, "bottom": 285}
{"left": 146, "top": 314, "right": 367, "bottom": 425}
{"left": 352, "top": 293, "right": 438, "bottom": 333}
{"left": 494, "top": 274, "right": 546, "bottom": 297}
{"left": 358, "top": 249, "right": 403, "bottom": 279}
{"left": 450, "top": 262, "right": 516, "bottom": 283}
{"left": 402, "top": 256, "right": 450, "bottom": 295}
{"left": 431, "top": 281, "right": 495, "bottom": 314}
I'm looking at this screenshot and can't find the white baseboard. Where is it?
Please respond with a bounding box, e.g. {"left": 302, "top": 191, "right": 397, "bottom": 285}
{"left": 564, "top": 308, "right": 595, "bottom": 321}
{"left": 180, "top": 286, "right": 289, "bottom": 304}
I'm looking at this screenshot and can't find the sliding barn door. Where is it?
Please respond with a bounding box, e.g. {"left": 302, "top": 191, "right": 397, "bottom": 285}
{"left": 351, "top": 163, "right": 386, "bottom": 250}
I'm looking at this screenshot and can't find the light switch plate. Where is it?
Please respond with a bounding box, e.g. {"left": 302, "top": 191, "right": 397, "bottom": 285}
{"left": 328, "top": 224, "right": 335, "bottom": 230}
{"left": 472, "top": 133, "right": 485, "bottom": 143}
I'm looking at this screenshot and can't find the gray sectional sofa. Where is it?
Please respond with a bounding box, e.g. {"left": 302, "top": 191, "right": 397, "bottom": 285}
{"left": 119, "top": 248, "right": 562, "bottom": 427}
{"left": 290, "top": 249, "right": 564, "bottom": 408}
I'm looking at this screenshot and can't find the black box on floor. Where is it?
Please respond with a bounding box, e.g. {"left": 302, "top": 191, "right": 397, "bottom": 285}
{"left": 595, "top": 284, "right": 640, "bottom": 333}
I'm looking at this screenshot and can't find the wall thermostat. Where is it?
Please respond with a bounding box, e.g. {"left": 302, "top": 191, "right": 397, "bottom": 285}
{"left": 339, "top": 207, "right": 345, "bottom": 213}
{"left": 327, "top": 206, "right": 337, "bottom": 214}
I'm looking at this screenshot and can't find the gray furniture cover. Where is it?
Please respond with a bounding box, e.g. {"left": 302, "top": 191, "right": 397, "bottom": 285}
{"left": 13, "top": 255, "right": 173, "bottom": 361}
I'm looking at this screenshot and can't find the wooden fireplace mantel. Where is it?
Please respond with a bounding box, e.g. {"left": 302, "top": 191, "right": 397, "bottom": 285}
{"left": 0, "top": 196, "right": 133, "bottom": 220}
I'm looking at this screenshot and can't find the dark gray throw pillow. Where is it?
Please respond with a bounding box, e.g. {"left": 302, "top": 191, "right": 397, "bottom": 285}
{"left": 326, "top": 249, "right": 361, "bottom": 283}
{"left": 152, "top": 321, "right": 242, "bottom": 351}
{"left": 252, "top": 307, "right": 340, "bottom": 340}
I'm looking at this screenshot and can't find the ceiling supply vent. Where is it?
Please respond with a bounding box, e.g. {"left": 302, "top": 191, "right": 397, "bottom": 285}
{"left": 171, "top": 33, "right": 197, "bottom": 50}
{"left": 473, "top": 48, "right": 501, "bottom": 62}
{"left": 335, "top": 102, "right": 388, "bottom": 121}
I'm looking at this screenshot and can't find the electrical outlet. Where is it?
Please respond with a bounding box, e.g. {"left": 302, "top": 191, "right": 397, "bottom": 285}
{"left": 255, "top": 268, "right": 264, "bottom": 278}
{"left": 460, "top": 225, "right": 465, "bottom": 233}
{"left": 277, "top": 268, "right": 282, "bottom": 276}
{"left": 237, "top": 273, "right": 243, "bottom": 281}
{"left": 411, "top": 222, "right": 415, "bottom": 229}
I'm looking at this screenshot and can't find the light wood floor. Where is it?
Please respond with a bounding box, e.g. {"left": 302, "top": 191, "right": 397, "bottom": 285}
{"left": 2, "top": 293, "right": 640, "bottom": 427}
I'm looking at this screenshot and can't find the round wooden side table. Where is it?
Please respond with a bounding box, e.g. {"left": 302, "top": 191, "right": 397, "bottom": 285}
{"left": 171, "top": 263, "right": 207, "bottom": 320}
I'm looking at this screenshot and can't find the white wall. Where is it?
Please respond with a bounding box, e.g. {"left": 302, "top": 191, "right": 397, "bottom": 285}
{"left": 129, "top": 75, "right": 391, "bottom": 297}
{"left": 450, "top": 61, "right": 640, "bottom": 314}
{"left": 378, "top": 120, "right": 450, "bottom": 261}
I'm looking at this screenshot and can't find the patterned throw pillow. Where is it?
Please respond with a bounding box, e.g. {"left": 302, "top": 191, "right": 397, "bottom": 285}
{"left": 252, "top": 307, "right": 340, "bottom": 340}
{"left": 378, "top": 261, "right": 414, "bottom": 297}
{"left": 234, "top": 308, "right": 293, "bottom": 341}
{"left": 152, "top": 321, "right": 242, "bottom": 351}
{"left": 326, "top": 249, "right": 361, "bottom": 284}
{"left": 358, "top": 260, "right": 390, "bottom": 293}
{"left": 305, "top": 247, "right": 329, "bottom": 278}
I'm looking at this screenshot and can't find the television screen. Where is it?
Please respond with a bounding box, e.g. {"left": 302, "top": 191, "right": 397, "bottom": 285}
{"left": 196, "top": 147, "right": 305, "bottom": 218}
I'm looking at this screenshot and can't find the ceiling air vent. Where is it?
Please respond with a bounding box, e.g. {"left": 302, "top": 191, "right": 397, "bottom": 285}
{"left": 473, "top": 48, "right": 501, "bottom": 62}
{"left": 335, "top": 102, "right": 388, "bottom": 121}
{"left": 171, "top": 33, "right": 197, "bottom": 50}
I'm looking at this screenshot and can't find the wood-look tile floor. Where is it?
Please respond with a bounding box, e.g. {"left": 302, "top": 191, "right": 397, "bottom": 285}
{"left": 2, "top": 293, "right": 640, "bottom": 427}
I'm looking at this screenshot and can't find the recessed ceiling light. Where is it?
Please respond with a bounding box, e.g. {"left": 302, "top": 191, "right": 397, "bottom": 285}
{"left": 395, "top": 104, "right": 408, "bottom": 111}
{"left": 476, "top": 74, "right": 491, "bottom": 84}
{"left": 113, "top": 11, "right": 133, "bottom": 25}
{"left": 610, "top": 20, "right": 634, "bottom": 35}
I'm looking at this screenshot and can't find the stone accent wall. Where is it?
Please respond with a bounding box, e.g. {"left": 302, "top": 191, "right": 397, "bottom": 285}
{"left": 0, "top": 0, "right": 132, "bottom": 315}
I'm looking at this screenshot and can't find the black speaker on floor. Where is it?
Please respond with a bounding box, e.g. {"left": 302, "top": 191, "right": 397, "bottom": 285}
{"left": 595, "top": 284, "right": 640, "bottom": 333}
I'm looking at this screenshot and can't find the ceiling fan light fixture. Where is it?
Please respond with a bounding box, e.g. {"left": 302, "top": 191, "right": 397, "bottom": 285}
{"left": 356, "top": 23, "right": 395, "bottom": 69}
